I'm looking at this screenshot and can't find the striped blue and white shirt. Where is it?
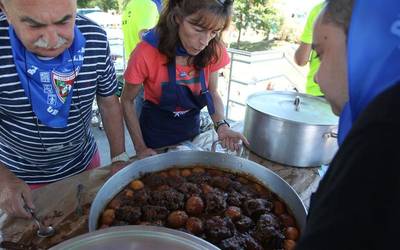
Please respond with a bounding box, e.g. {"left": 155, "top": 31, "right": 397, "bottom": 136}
{"left": 0, "top": 14, "right": 118, "bottom": 184}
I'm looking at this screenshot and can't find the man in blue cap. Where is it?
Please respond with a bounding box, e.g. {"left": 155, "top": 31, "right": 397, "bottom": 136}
{"left": 296, "top": 0, "right": 400, "bottom": 249}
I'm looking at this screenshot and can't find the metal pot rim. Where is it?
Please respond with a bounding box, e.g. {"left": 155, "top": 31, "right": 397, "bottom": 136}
{"left": 246, "top": 91, "right": 338, "bottom": 126}
{"left": 89, "top": 151, "right": 307, "bottom": 232}
{"left": 247, "top": 104, "right": 339, "bottom": 127}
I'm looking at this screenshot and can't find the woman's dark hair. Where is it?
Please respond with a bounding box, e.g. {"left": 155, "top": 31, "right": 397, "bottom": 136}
{"left": 323, "top": 0, "right": 354, "bottom": 36}
{"left": 157, "top": 0, "right": 233, "bottom": 69}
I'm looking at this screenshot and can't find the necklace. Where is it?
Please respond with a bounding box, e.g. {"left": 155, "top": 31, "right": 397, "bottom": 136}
{"left": 24, "top": 49, "right": 88, "bottom": 152}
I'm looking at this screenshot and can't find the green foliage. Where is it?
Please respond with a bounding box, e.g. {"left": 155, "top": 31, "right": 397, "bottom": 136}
{"left": 232, "top": 0, "right": 283, "bottom": 45}
{"left": 77, "top": 0, "right": 119, "bottom": 11}
{"left": 229, "top": 39, "right": 277, "bottom": 52}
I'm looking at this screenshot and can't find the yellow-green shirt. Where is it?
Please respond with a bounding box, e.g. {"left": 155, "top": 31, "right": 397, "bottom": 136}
{"left": 300, "top": 2, "right": 325, "bottom": 96}
{"left": 121, "top": 0, "right": 160, "bottom": 63}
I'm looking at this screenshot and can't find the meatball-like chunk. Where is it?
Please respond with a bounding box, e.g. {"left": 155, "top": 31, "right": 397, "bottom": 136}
{"left": 283, "top": 239, "right": 296, "bottom": 250}
{"left": 108, "top": 198, "right": 121, "bottom": 210}
{"left": 177, "top": 182, "right": 201, "bottom": 198}
{"left": 121, "top": 189, "right": 150, "bottom": 207}
{"left": 205, "top": 190, "right": 227, "bottom": 214}
{"left": 244, "top": 234, "right": 263, "bottom": 250}
{"left": 280, "top": 213, "right": 296, "bottom": 227}
{"left": 142, "top": 205, "right": 169, "bottom": 221}
{"left": 205, "top": 216, "right": 234, "bottom": 243}
{"left": 115, "top": 206, "right": 141, "bottom": 224}
{"left": 185, "top": 196, "right": 204, "bottom": 216}
{"left": 165, "top": 175, "right": 185, "bottom": 189}
{"left": 142, "top": 173, "right": 167, "bottom": 188}
{"left": 101, "top": 209, "right": 115, "bottom": 225}
{"left": 129, "top": 180, "right": 144, "bottom": 190}
{"left": 167, "top": 210, "right": 188, "bottom": 228}
{"left": 210, "top": 176, "right": 232, "bottom": 191}
{"left": 254, "top": 213, "right": 285, "bottom": 248}
{"left": 235, "top": 215, "right": 254, "bottom": 232}
{"left": 185, "top": 217, "right": 204, "bottom": 235}
{"left": 226, "top": 190, "right": 245, "bottom": 207}
{"left": 273, "top": 200, "right": 286, "bottom": 215}
{"left": 285, "top": 227, "right": 299, "bottom": 241}
{"left": 219, "top": 235, "right": 246, "bottom": 250}
{"left": 151, "top": 189, "right": 185, "bottom": 210}
{"left": 219, "top": 234, "right": 263, "bottom": 250}
{"left": 243, "top": 198, "right": 273, "bottom": 219}
{"left": 187, "top": 172, "right": 211, "bottom": 184}
{"left": 224, "top": 206, "right": 241, "bottom": 221}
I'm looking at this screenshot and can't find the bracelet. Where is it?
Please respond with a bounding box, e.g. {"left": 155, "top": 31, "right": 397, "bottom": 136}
{"left": 111, "top": 152, "right": 129, "bottom": 163}
{"left": 214, "top": 119, "right": 230, "bottom": 132}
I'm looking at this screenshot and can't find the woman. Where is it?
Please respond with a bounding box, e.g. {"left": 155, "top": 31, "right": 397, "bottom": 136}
{"left": 121, "top": 0, "right": 248, "bottom": 159}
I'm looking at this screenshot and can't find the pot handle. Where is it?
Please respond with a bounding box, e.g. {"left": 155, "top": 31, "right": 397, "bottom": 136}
{"left": 294, "top": 96, "right": 301, "bottom": 112}
{"left": 323, "top": 131, "right": 338, "bottom": 139}
{"left": 211, "top": 140, "right": 243, "bottom": 156}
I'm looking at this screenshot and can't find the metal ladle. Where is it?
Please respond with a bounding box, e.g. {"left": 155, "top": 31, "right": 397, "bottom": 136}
{"left": 25, "top": 206, "right": 55, "bottom": 238}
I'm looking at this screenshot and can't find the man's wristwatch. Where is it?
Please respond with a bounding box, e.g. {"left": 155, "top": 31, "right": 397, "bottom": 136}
{"left": 111, "top": 152, "right": 129, "bottom": 163}
{"left": 214, "top": 119, "right": 230, "bottom": 132}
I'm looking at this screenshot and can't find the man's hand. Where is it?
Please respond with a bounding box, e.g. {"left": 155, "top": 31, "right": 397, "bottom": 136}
{"left": 217, "top": 125, "right": 249, "bottom": 152}
{"left": 137, "top": 147, "right": 157, "bottom": 159}
{"left": 0, "top": 169, "right": 33, "bottom": 219}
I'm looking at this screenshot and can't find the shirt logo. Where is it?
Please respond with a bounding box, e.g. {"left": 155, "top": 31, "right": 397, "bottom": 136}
{"left": 52, "top": 67, "right": 79, "bottom": 103}
{"left": 40, "top": 72, "right": 51, "bottom": 83}
{"left": 27, "top": 65, "right": 38, "bottom": 75}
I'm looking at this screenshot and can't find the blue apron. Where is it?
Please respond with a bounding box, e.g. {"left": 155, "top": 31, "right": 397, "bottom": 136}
{"left": 140, "top": 60, "right": 215, "bottom": 148}
{"left": 140, "top": 29, "right": 216, "bottom": 148}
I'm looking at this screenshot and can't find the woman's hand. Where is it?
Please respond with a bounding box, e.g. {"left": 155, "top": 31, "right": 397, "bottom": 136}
{"left": 137, "top": 147, "right": 157, "bottom": 159}
{"left": 217, "top": 125, "right": 249, "bottom": 151}
{"left": 110, "top": 161, "right": 130, "bottom": 175}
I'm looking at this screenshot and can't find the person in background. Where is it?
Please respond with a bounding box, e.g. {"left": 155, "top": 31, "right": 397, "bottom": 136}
{"left": 294, "top": 2, "right": 325, "bottom": 96}
{"left": 296, "top": 0, "right": 400, "bottom": 249}
{"left": 121, "top": 0, "right": 248, "bottom": 159}
{"left": 120, "top": 0, "right": 162, "bottom": 116}
{"left": 0, "top": 0, "right": 126, "bottom": 219}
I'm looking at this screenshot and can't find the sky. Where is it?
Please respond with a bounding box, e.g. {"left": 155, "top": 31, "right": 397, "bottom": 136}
{"left": 277, "top": 0, "right": 323, "bottom": 13}
{"left": 284, "top": 0, "right": 323, "bottom": 12}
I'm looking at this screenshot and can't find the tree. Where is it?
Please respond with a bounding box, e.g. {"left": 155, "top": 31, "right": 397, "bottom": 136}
{"left": 77, "top": 0, "right": 92, "bottom": 8}
{"left": 233, "top": 0, "right": 282, "bottom": 45}
{"left": 77, "top": 0, "right": 119, "bottom": 11}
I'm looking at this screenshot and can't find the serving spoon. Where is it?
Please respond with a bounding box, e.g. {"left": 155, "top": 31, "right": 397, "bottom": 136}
{"left": 25, "top": 206, "right": 55, "bottom": 238}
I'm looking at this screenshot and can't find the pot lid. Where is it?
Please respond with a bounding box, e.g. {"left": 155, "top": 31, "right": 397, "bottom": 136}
{"left": 246, "top": 91, "right": 339, "bottom": 125}
{"left": 50, "top": 225, "right": 219, "bottom": 250}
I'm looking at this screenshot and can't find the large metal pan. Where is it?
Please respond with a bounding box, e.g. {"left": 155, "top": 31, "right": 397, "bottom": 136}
{"left": 89, "top": 151, "right": 307, "bottom": 232}
{"left": 244, "top": 91, "right": 339, "bottom": 167}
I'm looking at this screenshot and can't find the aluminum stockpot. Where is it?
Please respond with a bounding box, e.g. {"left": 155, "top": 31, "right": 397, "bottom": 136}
{"left": 89, "top": 151, "right": 307, "bottom": 233}
{"left": 244, "top": 91, "right": 339, "bottom": 167}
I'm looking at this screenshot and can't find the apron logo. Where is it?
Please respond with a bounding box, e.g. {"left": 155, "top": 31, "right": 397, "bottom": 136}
{"left": 173, "top": 110, "right": 190, "bottom": 117}
{"left": 52, "top": 67, "right": 79, "bottom": 103}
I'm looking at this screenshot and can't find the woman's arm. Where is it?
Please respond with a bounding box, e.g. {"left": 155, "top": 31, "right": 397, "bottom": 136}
{"left": 208, "top": 72, "right": 249, "bottom": 151}
{"left": 120, "top": 83, "right": 156, "bottom": 159}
